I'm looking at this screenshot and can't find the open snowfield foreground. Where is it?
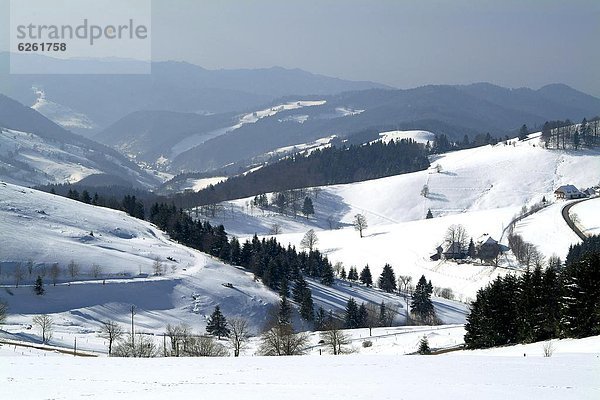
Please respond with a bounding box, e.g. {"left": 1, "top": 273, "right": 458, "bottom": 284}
{"left": 2, "top": 349, "right": 599, "bottom": 399}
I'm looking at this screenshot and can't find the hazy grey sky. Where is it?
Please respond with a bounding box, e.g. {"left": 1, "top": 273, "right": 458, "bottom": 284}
{"left": 2, "top": 0, "right": 599, "bottom": 96}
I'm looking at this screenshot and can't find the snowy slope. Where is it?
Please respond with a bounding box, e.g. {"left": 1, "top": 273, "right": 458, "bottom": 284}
{"left": 376, "top": 129, "right": 436, "bottom": 144}
{"left": 198, "top": 137, "right": 600, "bottom": 299}
{"left": 207, "top": 136, "right": 600, "bottom": 235}
{"left": 0, "top": 127, "right": 159, "bottom": 188}
{"left": 0, "top": 182, "right": 280, "bottom": 336}
{"left": 0, "top": 181, "right": 467, "bottom": 357}
{"left": 0, "top": 128, "right": 102, "bottom": 186}
{"left": 514, "top": 201, "right": 583, "bottom": 259}
{"left": 2, "top": 340, "right": 598, "bottom": 399}
{"left": 169, "top": 100, "right": 326, "bottom": 159}
{"left": 31, "top": 88, "right": 96, "bottom": 133}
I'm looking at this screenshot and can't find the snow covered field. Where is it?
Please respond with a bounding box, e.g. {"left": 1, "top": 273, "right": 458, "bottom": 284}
{"left": 514, "top": 201, "right": 583, "bottom": 259}
{"left": 2, "top": 338, "right": 598, "bottom": 400}
{"left": 571, "top": 197, "right": 600, "bottom": 237}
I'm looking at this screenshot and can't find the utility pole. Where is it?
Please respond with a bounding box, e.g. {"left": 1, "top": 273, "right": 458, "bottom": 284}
{"left": 74, "top": 337, "right": 77, "bottom": 356}
{"left": 131, "top": 305, "right": 136, "bottom": 349}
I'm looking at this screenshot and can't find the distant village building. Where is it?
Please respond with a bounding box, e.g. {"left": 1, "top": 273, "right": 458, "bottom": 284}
{"left": 476, "top": 234, "right": 501, "bottom": 261}
{"left": 442, "top": 242, "right": 465, "bottom": 260}
{"left": 582, "top": 187, "right": 597, "bottom": 197}
{"left": 430, "top": 245, "right": 444, "bottom": 261}
{"left": 554, "top": 185, "right": 586, "bottom": 200}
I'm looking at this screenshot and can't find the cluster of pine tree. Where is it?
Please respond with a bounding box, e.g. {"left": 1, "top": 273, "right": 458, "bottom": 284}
{"left": 429, "top": 132, "right": 499, "bottom": 154}
{"left": 149, "top": 203, "right": 230, "bottom": 259}
{"left": 541, "top": 117, "right": 600, "bottom": 149}
{"left": 465, "top": 236, "right": 600, "bottom": 349}
{"left": 40, "top": 183, "right": 156, "bottom": 218}
{"left": 344, "top": 298, "right": 368, "bottom": 329}
{"left": 172, "top": 139, "right": 430, "bottom": 208}
{"left": 148, "top": 203, "right": 332, "bottom": 319}
{"left": 234, "top": 235, "right": 333, "bottom": 301}
{"left": 251, "top": 190, "right": 316, "bottom": 219}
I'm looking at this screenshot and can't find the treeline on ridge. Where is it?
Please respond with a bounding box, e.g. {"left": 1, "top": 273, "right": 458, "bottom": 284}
{"left": 173, "top": 139, "right": 430, "bottom": 207}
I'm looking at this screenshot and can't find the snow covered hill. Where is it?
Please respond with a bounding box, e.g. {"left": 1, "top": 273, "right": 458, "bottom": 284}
{"left": 0, "top": 182, "right": 279, "bottom": 336}
{"left": 200, "top": 136, "right": 600, "bottom": 299}
{"left": 31, "top": 88, "right": 97, "bottom": 134}
{"left": 0, "top": 181, "right": 467, "bottom": 355}
{"left": 0, "top": 127, "right": 159, "bottom": 188}
{"left": 0, "top": 94, "right": 160, "bottom": 188}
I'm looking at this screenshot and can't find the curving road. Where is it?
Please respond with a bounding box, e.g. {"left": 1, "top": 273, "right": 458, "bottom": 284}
{"left": 561, "top": 198, "right": 593, "bottom": 240}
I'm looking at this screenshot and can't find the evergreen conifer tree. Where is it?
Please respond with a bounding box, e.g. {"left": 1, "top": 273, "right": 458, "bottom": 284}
{"left": 340, "top": 267, "right": 347, "bottom": 280}
{"left": 410, "top": 275, "right": 434, "bottom": 323}
{"left": 467, "top": 238, "right": 476, "bottom": 258}
{"left": 379, "top": 301, "right": 387, "bottom": 327}
{"left": 206, "top": 305, "right": 230, "bottom": 339}
{"left": 301, "top": 197, "right": 315, "bottom": 219}
{"left": 426, "top": 209, "right": 433, "bottom": 219}
{"left": 345, "top": 298, "right": 359, "bottom": 328}
{"left": 519, "top": 124, "right": 529, "bottom": 141}
{"left": 278, "top": 295, "right": 292, "bottom": 325}
{"left": 359, "top": 265, "right": 373, "bottom": 287}
{"left": 418, "top": 336, "right": 431, "bottom": 354}
{"left": 321, "top": 263, "right": 335, "bottom": 286}
{"left": 33, "top": 275, "right": 44, "bottom": 295}
{"left": 378, "top": 264, "right": 397, "bottom": 293}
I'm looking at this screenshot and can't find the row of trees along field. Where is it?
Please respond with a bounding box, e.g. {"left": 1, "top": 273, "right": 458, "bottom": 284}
{"left": 465, "top": 235, "right": 600, "bottom": 348}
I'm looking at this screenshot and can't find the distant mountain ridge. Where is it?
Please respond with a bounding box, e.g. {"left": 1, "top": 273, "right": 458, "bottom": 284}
{"left": 167, "top": 83, "right": 600, "bottom": 172}
{"left": 0, "top": 53, "right": 389, "bottom": 133}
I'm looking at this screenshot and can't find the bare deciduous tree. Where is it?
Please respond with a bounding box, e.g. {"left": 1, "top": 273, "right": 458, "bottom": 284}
{"left": 26, "top": 259, "right": 34, "bottom": 277}
{"left": 67, "top": 260, "right": 80, "bottom": 278}
{"left": 353, "top": 214, "right": 368, "bottom": 238}
{"left": 14, "top": 263, "right": 25, "bottom": 288}
{"left": 320, "top": 320, "right": 351, "bottom": 355}
{"left": 32, "top": 314, "right": 54, "bottom": 344}
{"left": 165, "top": 323, "right": 192, "bottom": 356}
{"left": 270, "top": 224, "right": 282, "bottom": 235}
{"left": 300, "top": 229, "right": 319, "bottom": 252}
{"left": 49, "top": 263, "right": 61, "bottom": 286}
{"left": 258, "top": 323, "right": 309, "bottom": 356}
{"left": 92, "top": 264, "right": 102, "bottom": 279}
{"left": 398, "top": 275, "right": 412, "bottom": 294}
{"left": 99, "top": 320, "right": 124, "bottom": 356}
{"left": 444, "top": 224, "right": 468, "bottom": 251}
{"left": 228, "top": 317, "right": 251, "bottom": 357}
{"left": 542, "top": 341, "right": 555, "bottom": 357}
{"left": 152, "top": 257, "right": 164, "bottom": 276}
{"left": 113, "top": 333, "right": 157, "bottom": 358}
{"left": 187, "top": 336, "right": 229, "bottom": 357}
